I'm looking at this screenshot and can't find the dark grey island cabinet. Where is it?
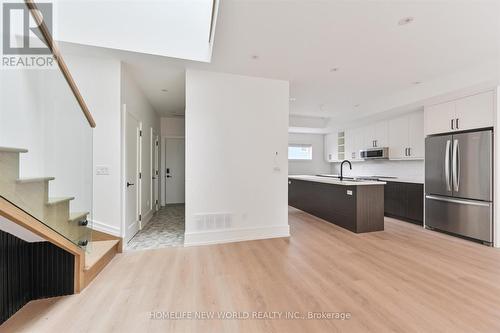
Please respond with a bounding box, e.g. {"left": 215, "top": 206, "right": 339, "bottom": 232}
{"left": 288, "top": 176, "right": 385, "bottom": 233}
{"left": 384, "top": 181, "right": 424, "bottom": 225}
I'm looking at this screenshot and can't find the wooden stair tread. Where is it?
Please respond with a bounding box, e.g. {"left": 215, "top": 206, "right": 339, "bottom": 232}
{"left": 84, "top": 240, "right": 119, "bottom": 270}
{"left": 0, "top": 146, "right": 28, "bottom": 153}
{"left": 17, "top": 177, "right": 55, "bottom": 184}
{"left": 69, "top": 212, "right": 89, "bottom": 223}
{"left": 46, "top": 197, "right": 75, "bottom": 206}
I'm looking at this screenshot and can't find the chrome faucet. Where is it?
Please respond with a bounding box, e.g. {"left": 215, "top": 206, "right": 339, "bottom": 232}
{"left": 340, "top": 160, "right": 352, "bottom": 181}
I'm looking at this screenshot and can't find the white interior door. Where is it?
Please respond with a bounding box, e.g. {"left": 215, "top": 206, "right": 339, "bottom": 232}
{"left": 125, "top": 112, "right": 140, "bottom": 242}
{"left": 165, "top": 138, "right": 185, "bottom": 204}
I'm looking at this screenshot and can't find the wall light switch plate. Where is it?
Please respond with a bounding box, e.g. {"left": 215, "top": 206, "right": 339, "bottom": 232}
{"left": 96, "top": 166, "right": 110, "bottom": 175}
{"left": 346, "top": 190, "right": 353, "bottom": 196}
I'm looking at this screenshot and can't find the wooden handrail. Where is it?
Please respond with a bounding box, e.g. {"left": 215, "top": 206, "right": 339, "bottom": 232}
{"left": 24, "top": 0, "right": 97, "bottom": 128}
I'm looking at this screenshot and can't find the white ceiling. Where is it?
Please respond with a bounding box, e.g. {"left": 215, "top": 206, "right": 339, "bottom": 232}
{"left": 55, "top": 0, "right": 216, "bottom": 62}
{"left": 59, "top": 0, "right": 500, "bottom": 122}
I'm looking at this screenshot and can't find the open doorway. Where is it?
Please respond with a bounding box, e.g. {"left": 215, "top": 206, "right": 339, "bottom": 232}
{"left": 127, "top": 116, "right": 185, "bottom": 250}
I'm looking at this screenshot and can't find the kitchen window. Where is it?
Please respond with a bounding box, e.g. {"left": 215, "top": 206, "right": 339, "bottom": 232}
{"left": 288, "top": 144, "right": 313, "bottom": 160}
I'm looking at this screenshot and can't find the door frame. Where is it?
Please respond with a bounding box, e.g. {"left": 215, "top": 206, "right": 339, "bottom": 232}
{"left": 121, "top": 105, "right": 143, "bottom": 241}
{"left": 151, "top": 129, "right": 160, "bottom": 212}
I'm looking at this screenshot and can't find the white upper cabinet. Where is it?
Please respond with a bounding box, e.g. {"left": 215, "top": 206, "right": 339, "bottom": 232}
{"left": 424, "top": 91, "right": 494, "bottom": 136}
{"left": 324, "top": 133, "right": 338, "bottom": 162}
{"left": 408, "top": 111, "right": 424, "bottom": 158}
{"left": 388, "top": 111, "right": 424, "bottom": 160}
{"left": 364, "top": 121, "right": 388, "bottom": 148}
{"left": 454, "top": 91, "right": 494, "bottom": 132}
{"left": 388, "top": 116, "right": 408, "bottom": 159}
{"left": 345, "top": 128, "right": 364, "bottom": 161}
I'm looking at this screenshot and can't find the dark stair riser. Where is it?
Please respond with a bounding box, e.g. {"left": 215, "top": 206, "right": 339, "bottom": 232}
{"left": 0, "top": 229, "right": 74, "bottom": 325}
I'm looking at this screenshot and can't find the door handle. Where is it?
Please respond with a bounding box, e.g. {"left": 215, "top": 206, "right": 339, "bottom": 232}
{"left": 452, "top": 139, "right": 460, "bottom": 192}
{"left": 127, "top": 182, "right": 134, "bottom": 187}
{"left": 445, "top": 140, "right": 451, "bottom": 191}
{"left": 166, "top": 175, "right": 172, "bottom": 178}
{"left": 451, "top": 119, "right": 454, "bottom": 130}
{"left": 425, "top": 195, "right": 491, "bottom": 207}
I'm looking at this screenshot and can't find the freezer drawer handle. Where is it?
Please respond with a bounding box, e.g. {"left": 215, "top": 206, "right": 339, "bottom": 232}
{"left": 425, "top": 195, "right": 491, "bottom": 207}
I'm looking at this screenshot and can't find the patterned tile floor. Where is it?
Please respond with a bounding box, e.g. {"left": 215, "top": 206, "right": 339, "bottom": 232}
{"left": 126, "top": 204, "right": 185, "bottom": 251}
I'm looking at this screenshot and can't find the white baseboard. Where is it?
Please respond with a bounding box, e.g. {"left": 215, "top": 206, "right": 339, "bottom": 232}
{"left": 90, "top": 219, "right": 121, "bottom": 237}
{"left": 141, "top": 209, "right": 154, "bottom": 228}
{"left": 184, "top": 225, "right": 290, "bottom": 247}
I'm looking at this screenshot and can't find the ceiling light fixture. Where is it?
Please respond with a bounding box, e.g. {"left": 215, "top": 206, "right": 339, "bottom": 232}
{"left": 354, "top": 104, "right": 360, "bottom": 108}
{"left": 161, "top": 89, "right": 168, "bottom": 92}
{"left": 329, "top": 67, "right": 339, "bottom": 72}
{"left": 412, "top": 81, "right": 421, "bottom": 85}
{"left": 398, "top": 16, "right": 414, "bottom": 26}
{"left": 251, "top": 55, "right": 259, "bottom": 60}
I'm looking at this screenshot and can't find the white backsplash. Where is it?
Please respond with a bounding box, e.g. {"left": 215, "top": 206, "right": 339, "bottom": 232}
{"left": 331, "top": 160, "right": 424, "bottom": 182}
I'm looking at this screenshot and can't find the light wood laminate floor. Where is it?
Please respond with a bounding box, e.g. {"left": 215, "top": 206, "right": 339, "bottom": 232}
{"left": 3, "top": 207, "right": 500, "bottom": 333}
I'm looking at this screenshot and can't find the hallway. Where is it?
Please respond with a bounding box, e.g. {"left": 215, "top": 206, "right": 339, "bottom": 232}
{"left": 126, "top": 205, "right": 185, "bottom": 251}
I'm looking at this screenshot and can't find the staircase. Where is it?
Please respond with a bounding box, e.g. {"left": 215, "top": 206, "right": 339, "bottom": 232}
{"left": 0, "top": 146, "right": 121, "bottom": 292}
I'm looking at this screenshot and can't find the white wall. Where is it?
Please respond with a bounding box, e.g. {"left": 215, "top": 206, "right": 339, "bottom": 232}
{"left": 185, "top": 70, "right": 289, "bottom": 245}
{"left": 0, "top": 69, "right": 46, "bottom": 177}
{"left": 63, "top": 51, "right": 122, "bottom": 236}
{"left": 121, "top": 65, "right": 161, "bottom": 227}
{"left": 331, "top": 160, "right": 424, "bottom": 183}
{"left": 160, "top": 117, "right": 185, "bottom": 206}
{"left": 288, "top": 133, "right": 331, "bottom": 175}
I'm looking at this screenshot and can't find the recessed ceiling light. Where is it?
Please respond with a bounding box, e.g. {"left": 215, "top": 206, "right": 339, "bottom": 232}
{"left": 398, "top": 17, "right": 414, "bottom": 26}
{"left": 354, "top": 104, "right": 360, "bottom": 108}
{"left": 412, "top": 81, "right": 421, "bottom": 85}
{"left": 161, "top": 89, "right": 168, "bottom": 92}
{"left": 251, "top": 55, "right": 259, "bottom": 60}
{"left": 329, "top": 67, "right": 339, "bottom": 72}
{"left": 290, "top": 97, "right": 296, "bottom": 102}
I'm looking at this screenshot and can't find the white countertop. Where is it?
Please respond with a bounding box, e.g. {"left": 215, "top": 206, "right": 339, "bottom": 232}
{"left": 318, "top": 174, "right": 424, "bottom": 184}
{"left": 288, "top": 175, "right": 386, "bottom": 186}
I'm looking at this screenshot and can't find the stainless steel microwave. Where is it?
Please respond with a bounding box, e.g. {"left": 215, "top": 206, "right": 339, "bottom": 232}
{"left": 360, "top": 147, "right": 389, "bottom": 160}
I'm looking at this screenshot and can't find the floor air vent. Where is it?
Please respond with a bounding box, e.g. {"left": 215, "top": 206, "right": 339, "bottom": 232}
{"left": 195, "top": 213, "right": 232, "bottom": 230}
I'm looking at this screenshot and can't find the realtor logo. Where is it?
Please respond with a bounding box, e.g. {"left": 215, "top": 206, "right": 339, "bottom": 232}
{"left": 2, "top": 2, "right": 55, "bottom": 68}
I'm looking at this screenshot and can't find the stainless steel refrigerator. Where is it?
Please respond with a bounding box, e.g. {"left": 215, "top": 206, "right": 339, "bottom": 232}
{"left": 425, "top": 129, "right": 493, "bottom": 245}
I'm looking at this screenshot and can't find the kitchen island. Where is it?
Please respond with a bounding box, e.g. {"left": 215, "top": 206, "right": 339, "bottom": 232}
{"left": 288, "top": 175, "right": 386, "bottom": 233}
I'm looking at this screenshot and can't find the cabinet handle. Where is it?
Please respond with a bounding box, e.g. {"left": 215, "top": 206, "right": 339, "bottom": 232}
{"left": 374, "top": 140, "right": 377, "bottom": 147}
{"left": 408, "top": 147, "right": 411, "bottom": 156}
{"left": 451, "top": 119, "right": 454, "bottom": 130}
{"left": 328, "top": 154, "right": 332, "bottom": 160}
{"left": 456, "top": 118, "right": 459, "bottom": 129}
{"left": 404, "top": 148, "right": 408, "bottom": 156}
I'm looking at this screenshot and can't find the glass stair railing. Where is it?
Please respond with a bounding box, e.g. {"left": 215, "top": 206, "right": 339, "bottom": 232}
{"left": 0, "top": 1, "right": 95, "bottom": 252}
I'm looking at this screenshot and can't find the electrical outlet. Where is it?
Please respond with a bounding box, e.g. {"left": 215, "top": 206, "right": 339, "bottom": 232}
{"left": 346, "top": 190, "right": 353, "bottom": 196}
{"left": 96, "top": 166, "right": 110, "bottom": 175}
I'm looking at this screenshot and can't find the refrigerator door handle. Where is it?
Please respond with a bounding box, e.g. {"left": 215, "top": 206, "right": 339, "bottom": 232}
{"left": 445, "top": 139, "right": 451, "bottom": 191}
{"left": 425, "top": 195, "right": 491, "bottom": 207}
{"left": 452, "top": 139, "right": 460, "bottom": 192}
